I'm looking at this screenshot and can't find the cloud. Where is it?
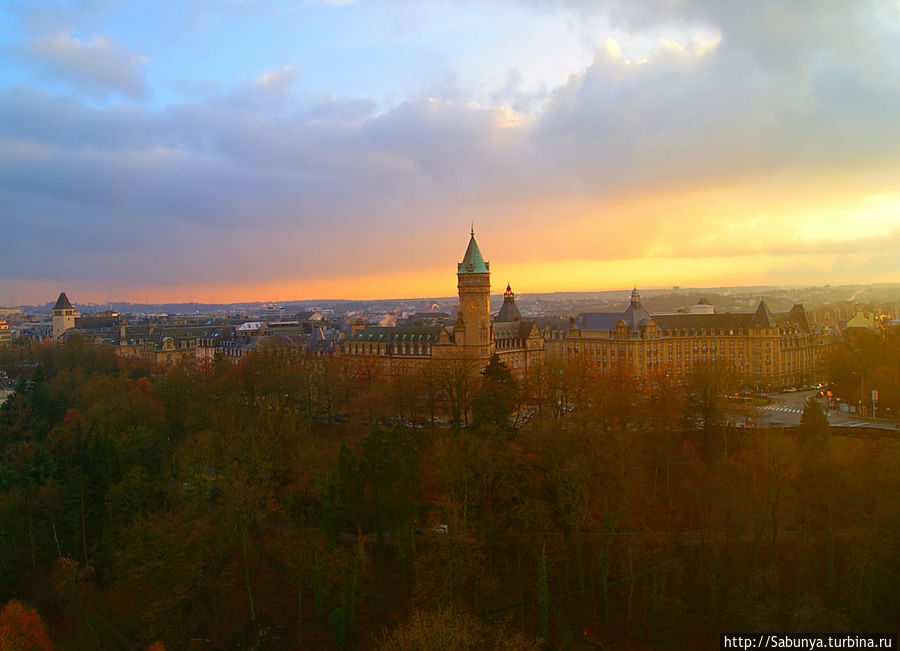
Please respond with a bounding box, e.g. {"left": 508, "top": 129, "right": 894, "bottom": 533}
{"left": 13, "top": 31, "right": 148, "bottom": 98}
{"left": 3, "top": 1, "right": 900, "bottom": 301}
{"left": 252, "top": 64, "right": 301, "bottom": 94}
{"left": 7, "top": 0, "right": 119, "bottom": 35}
{"left": 531, "top": 1, "right": 900, "bottom": 196}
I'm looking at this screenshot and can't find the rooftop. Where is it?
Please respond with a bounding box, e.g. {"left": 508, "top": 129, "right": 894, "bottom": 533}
{"left": 457, "top": 228, "right": 489, "bottom": 275}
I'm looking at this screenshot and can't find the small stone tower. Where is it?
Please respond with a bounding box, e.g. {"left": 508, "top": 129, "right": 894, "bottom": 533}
{"left": 495, "top": 283, "right": 522, "bottom": 323}
{"left": 456, "top": 227, "right": 492, "bottom": 361}
{"left": 51, "top": 292, "right": 79, "bottom": 340}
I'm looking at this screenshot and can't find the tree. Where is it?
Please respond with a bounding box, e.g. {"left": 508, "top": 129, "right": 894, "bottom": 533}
{"left": 0, "top": 600, "right": 53, "bottom": 650}
{"left": 472, "top": 354, "right": 518, "bottom": 434}
{"left": 323, "top": 426, "right": 421, "bottom": 543}
{"left": 433, "top": 354, "right": 477, "bottom": 430}
{"left": 683, "top": 362, "right": 739, "bottom": 460}
{"left": 375, "top": 605, "right": 540, "bottom": 650}
{"left": 798, "top": 396, "right": 829, "bottom": 451}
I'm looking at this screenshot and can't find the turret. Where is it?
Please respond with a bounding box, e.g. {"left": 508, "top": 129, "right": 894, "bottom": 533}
{"left": 456, "top": 227, "right": 492, "bottom": 360}
{"left": 496, "top": 282, "right": 522, "bottom": 323}
{"left": 51, "top": 292, "right": 79, "bottom": 340}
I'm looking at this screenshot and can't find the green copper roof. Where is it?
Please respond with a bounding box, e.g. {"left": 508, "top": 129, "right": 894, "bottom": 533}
{"left": 457, "top": 230, "right": 489, "bottom": 274}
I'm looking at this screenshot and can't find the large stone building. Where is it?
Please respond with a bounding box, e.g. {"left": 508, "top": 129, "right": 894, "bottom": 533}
{"left": 338, "top": 229, "right": 545, "bottom": 378}
{"left": 549, "top": 288, "right": 835, "bottom": 390}
{"left": 41, "top": 231, "right": 836, "bottom": 391}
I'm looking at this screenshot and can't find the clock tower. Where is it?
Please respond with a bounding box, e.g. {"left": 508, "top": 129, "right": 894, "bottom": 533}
{"left": 456, "top": 227, "right": 492, "bottom": 362}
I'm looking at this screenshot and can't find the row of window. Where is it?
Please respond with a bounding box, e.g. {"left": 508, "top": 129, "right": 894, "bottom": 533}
{"left": 346, "top": 342, "right": 432, "bottom": 356}
{"left": 568, "top": 340, "right": 751, "bottom": 354}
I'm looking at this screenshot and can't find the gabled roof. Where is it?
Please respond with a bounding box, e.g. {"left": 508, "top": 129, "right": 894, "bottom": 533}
{"left": 786, "top": 304, "right": 811, "bottom": 332}
{"left": 750, "top": 300, "right": 777, "bottom": 328}
{"left": 53, "top": 292, "right": 74, "bottom": 311}
{"left": 457, "top": 229, "right": 489, "bottom": 275}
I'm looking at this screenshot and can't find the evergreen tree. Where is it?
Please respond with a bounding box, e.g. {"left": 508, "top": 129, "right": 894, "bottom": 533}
{"left": 472, "top": 354, "right": 518, "bottom": 433}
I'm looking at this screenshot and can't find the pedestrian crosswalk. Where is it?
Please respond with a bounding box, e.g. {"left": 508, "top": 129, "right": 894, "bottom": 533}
{"left": 762, "top": 406, "right": 802, "bottom": 414}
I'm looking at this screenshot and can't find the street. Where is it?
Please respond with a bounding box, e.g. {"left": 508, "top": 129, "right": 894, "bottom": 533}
{"left": 757, "top": 389, "right": 899, "bottom": 431}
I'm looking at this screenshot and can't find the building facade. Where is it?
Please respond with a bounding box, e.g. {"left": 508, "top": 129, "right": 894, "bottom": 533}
{"left": 338, "top": 230, "right": 545, "bottom": 379}
{"left": 549, "top": 288, "right": 835, "bottom": 390}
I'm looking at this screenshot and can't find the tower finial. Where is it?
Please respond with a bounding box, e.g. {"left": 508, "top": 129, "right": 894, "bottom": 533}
{"left": 470, "top": 222, "right": 474, "bottom": 237}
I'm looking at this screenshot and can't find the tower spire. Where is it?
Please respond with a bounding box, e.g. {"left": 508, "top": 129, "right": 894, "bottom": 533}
{"left": 471, "top": 222, "right": 474, "bottom": 237}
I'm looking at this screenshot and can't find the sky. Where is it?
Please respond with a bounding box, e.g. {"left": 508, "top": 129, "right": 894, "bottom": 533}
{"left": 1, "top": 0, "right": 900, "bottom": 305}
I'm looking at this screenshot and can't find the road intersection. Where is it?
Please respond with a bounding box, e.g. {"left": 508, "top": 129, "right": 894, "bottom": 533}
{"left": 756, "top": 389, "right": 899, "bottom": 431}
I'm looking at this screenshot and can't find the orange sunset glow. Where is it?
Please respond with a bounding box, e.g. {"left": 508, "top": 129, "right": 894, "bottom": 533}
{"left": 2, "top": 2, "right": 900, "bottom": 305}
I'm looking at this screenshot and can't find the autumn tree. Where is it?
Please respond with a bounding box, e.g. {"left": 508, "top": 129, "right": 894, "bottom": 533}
{"left": 683, "top": 362, "right": 739, "bottom": 459}
{"left": 375, "top": 605, "right": 540, "bottom": 650}
{"left": 0, "top": 600, "right": 52, "bottom": 650}
{"left": 433, "top": 354, "right": 477, "bottom": 430}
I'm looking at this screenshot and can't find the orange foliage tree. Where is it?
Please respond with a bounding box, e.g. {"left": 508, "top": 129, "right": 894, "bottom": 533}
{"left": 0, "top": 600, "right": 53, "bottom": 650}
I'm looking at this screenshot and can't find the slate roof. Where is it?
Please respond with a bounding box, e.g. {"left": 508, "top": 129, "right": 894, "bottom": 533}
{"left": 774, "top": 304, "right": 813, "bottom": 334}
{"left": 576, "top": 288, "right": 650, "bottom": 332}
{"left": 653, "top": 313, "right": 755, "bottom": 332}
{"left": 495, "top": 283, "right": 522, "bottom": 322}
{"left": 494, "top": 320, "right": 538, "bottom": 340}
{"left": 53, "top": 292, "right": 74, "bottom": 311}
{"left": 306, "top": 327, "right": 341, "bottom": 354}
{"left": 75, "top": 316, "right": 119, "bottom": 330}
{"left": 750, "top": 300, "right": 777, "bottom": 328}
{"left": 574, "top": 313, "right": 623, "bottom": 331}
{"left": 120, "top": 324, "right": 234, "bottom": 346}
{"left": 348, "top": 325, "right": 443, "bottom": 344}
{"left": 572, "top": 298, "right": 813, "bottom": 337}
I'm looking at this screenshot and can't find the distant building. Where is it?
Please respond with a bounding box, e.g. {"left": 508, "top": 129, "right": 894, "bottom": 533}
{"left": 689, "top": 298, "right": 714, "bottom": 314}
{"left": 339, "top": 229, "right": 546, "bottom": 378}
{"left": 845, "top": 311, "right": 879, "bottom": 330}
{"left": 0, "top": 321, "right": 10, "bottom": 346}
{"left": 550, "top": 289, "right": 836, "bottom": 390}
{"left": 51, "top": 292, "right": 79, "bottom": 340}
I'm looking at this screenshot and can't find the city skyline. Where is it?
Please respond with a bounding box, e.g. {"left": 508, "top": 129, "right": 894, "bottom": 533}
{"left": 2, "top": 1, "right": 900, "bottom": 305}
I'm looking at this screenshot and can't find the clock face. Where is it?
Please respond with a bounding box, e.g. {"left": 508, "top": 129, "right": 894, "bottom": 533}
{"left": 466, "top": 300, "right": 478, "bottom": 313}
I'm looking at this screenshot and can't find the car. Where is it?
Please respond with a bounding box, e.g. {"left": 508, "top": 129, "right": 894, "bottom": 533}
{"left": 432, "top": 524, "right": 449, "bottom": 534}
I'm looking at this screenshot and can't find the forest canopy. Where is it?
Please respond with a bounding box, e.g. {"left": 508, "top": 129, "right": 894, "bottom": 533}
{"left": 0, "top": 339, "right": 898, "bottom": 648}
